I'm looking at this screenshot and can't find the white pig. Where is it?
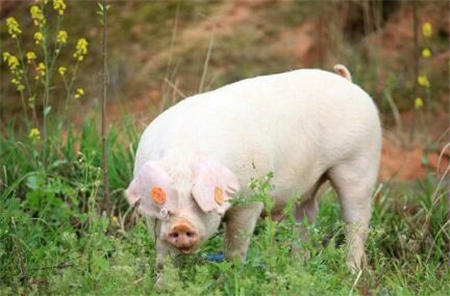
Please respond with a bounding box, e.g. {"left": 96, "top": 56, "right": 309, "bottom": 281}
{"left": 125, "top": 65, "right": 381, "bottom": 274}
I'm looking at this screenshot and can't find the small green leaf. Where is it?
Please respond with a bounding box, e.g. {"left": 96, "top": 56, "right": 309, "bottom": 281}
{"left": 44, "top": 105, "right": 52, "bottom": 116}
{"left": 26, "top": 175, "right": 38, "bottom": 190}
{"left": 97, "top": 2, "right": 104, "bottom": 12}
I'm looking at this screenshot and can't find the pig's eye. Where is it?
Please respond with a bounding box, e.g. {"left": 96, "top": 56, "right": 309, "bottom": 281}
{"left": 170, "top": 232, "right": 179, "bottom": 239}
{"left": 186, "top": 232, "right": 195, "bottom": 238}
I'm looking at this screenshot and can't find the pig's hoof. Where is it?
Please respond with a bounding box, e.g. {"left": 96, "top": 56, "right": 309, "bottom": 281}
{"left": 346, "top": 259, "right": 362, "bottom": 275}
{"left": 346, "top": 253, "right": 366, "bottom": 274}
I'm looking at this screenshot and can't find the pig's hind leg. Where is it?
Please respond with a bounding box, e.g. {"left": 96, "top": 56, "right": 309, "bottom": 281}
{"left": 327, "top": 154, "right": 379, "bottom": 273}
{"left": 293, "top": 175, "right": 328, "bottom": 257}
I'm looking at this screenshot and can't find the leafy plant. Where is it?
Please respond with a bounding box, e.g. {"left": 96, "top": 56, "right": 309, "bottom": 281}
{"left": 2, "top": 0, "right": 89, "bottom": 168}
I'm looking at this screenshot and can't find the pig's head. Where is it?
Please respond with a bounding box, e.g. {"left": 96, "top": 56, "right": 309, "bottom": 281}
{"left": 125, "top": 159, "right": 239, "bottom": 254}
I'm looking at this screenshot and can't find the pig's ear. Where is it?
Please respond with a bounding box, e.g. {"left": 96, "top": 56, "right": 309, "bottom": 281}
{"left": 125, "top": 161, "right": 176, "bottom": 218}
{"left": 191, "top": 160, "right": 239, "bottom": 215}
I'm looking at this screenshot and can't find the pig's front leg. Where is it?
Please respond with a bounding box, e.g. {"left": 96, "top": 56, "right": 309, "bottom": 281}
{"left": 154, "top": 238, "right": 175, "bottom": 290}
{"left": 224, "top": 202, "right": 264, "bottom": 262}
{"left": 147, "top": 218, "right": 171, "bottom": 272}
{"left": 151, "top": 218, "right": 175, "bottom": 291}
{"left": 155, "top": 238, "right": 171, "bottom": 269}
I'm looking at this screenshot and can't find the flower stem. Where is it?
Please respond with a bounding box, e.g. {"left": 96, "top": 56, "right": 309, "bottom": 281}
{"left": 64, "top": 61, "right": 79, "bottom": 111}
{"left": 18, "top": 90, "right": 28, "bottom": 119}
{"left": 41, "top": 25, "right": 50, "bottom": 170}
{"left": 14, "top": 38, "right": 30, "bottom": 119}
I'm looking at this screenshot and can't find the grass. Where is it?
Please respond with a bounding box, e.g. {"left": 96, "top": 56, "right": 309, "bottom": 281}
{"left": 1, "top": 116, "right": 449, "bottom": 295}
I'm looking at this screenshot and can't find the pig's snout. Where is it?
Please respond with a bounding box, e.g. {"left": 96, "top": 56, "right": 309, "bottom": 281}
{"left": 166, "top": 220, "right": 199, "bottom": 253}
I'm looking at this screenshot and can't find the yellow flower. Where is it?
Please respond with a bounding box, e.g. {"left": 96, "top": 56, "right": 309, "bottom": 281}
{"left": 417, "top": 75, "right": 430, "bottom": 88}
{"left": 30, "top": 5, "right": 46, "bottom": 27}
{"left": 421, "top": 48, "right": 431, "bottom": 59}
{"left": 112, "top": 216, "right": 119, "bottom": 227}
{"left": 28, "top": 96, "right": 36, "bottom": 108}
{"left": 34, "top": 32, "right": 44, "bottom": 45}
{"left": 26, "top": 52, "right": 37, "bottom": 63}
{"left": 35, "top": 62, "right": 46, "bottom": 80}
{"left": 6, "top": 17, "right": 22, "bottom": 39}
{"left": 56, "top": 30, "right": 68, "bottom": 44}
{"left": 74, "top": 88, "right": 84, "bottom": 99}
{"left": 2, "top": 52, "right": 11, "bottom": 62}
{"left": 422, "top": 22, "right": 432, "bottom": 38}
{"left": 28, "top": 128, "right": 41, "bottom": 141}
{"left": 415, "top": 97, "right": 424, "bottom": 110}
{"left": 11, "top": 76, "right": 24, "bottom": 92}
{"left": 58, "top": 66, "right": 67, "bottom": 76}
{"left": 53, "top": 0, "right": 66, "bottom": 15}
{"left": 73, "top": 38, "right": 88, "bottom": 62}
{"left": 8, "top": 55, "right": 19, "bottom": 70}
{"left": 17, "top": 84, "right": 25, "bottom": 92}
{"left": 3, "top": 53, "right": 20, "bottom": 73}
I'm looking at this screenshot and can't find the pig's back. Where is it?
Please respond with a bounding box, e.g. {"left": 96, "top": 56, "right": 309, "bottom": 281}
{"left": 135, "top": 69, "right": 381, "bottom": 193}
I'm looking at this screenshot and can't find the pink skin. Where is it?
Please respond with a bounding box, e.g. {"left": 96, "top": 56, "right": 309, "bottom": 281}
{"left": 125, "top": 159, "right": 239, "bottom": 266}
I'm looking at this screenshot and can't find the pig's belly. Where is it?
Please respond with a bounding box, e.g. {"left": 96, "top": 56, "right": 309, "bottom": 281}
{"left": 258, "top": 164, "right": 326, "bottom": 217}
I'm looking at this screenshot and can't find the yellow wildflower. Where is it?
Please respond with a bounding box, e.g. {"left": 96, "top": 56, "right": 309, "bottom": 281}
{"left": 2, "top": 52, "right": 11, "bottom": 62}
{"left": 28, "top": 128, "right": 41, "bottom": 141}
{"left": 35, "top": 62, "right": 46, "bottom": 80}
{"left": 421, "top": 48, "right": 431, "bottom": 59}
{"left": 30, "top": 5, "right": 46, "bottom": 27}
{"left": 53, "top": 0, "right": 66, "bottom": 15}
{"left": 11, "top": 77, "right": 24, "bottom": 92}
{"left": 422, "top": 22, "right": 432, "bottom": 38}
{"left": 73, "top": 38, "right": 88, "bottom": 62}
{"left": 58, "top": 66, "right": 67, "bottom": 76}
{"left": 34, "top": 32, "right": 44, "bottom": 45}
{"left": 9, "top": 56, "right": 19, "bottom": 70}
{"left": 74, "top": 88, "right": 84, "bottom": 99}
{"left": 56, "top": 30, "right": 68, "bottom": 44}
{"left": 28, "top": 96, "right": 36, "bottom": 108}
{"left": 8, "top": 56, "right": 19, "bottom": 71}
{"left": 26, "top": 52, "right": 37, "bottom": 63}
{"left": 415, "top": 97, "right": 423, "bottom": 110}
{"left": 6, "top": 17, "right": 22, "bottom": 39}
{"left": 417, "top": 75, "right": 430, "bottom": 88}
{"left": 112, "top": 216, "right": 119, "bottom": 227}
{"left": 3, "top": 53, "right": 20, "bottom": 73}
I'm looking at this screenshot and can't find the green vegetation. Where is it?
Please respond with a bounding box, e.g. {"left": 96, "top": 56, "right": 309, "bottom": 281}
{"left": 1, "top": 122, "right": 449, "bottom": 295}
{"left": 1, "top": 1, "right": 449, "bottom": 295}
